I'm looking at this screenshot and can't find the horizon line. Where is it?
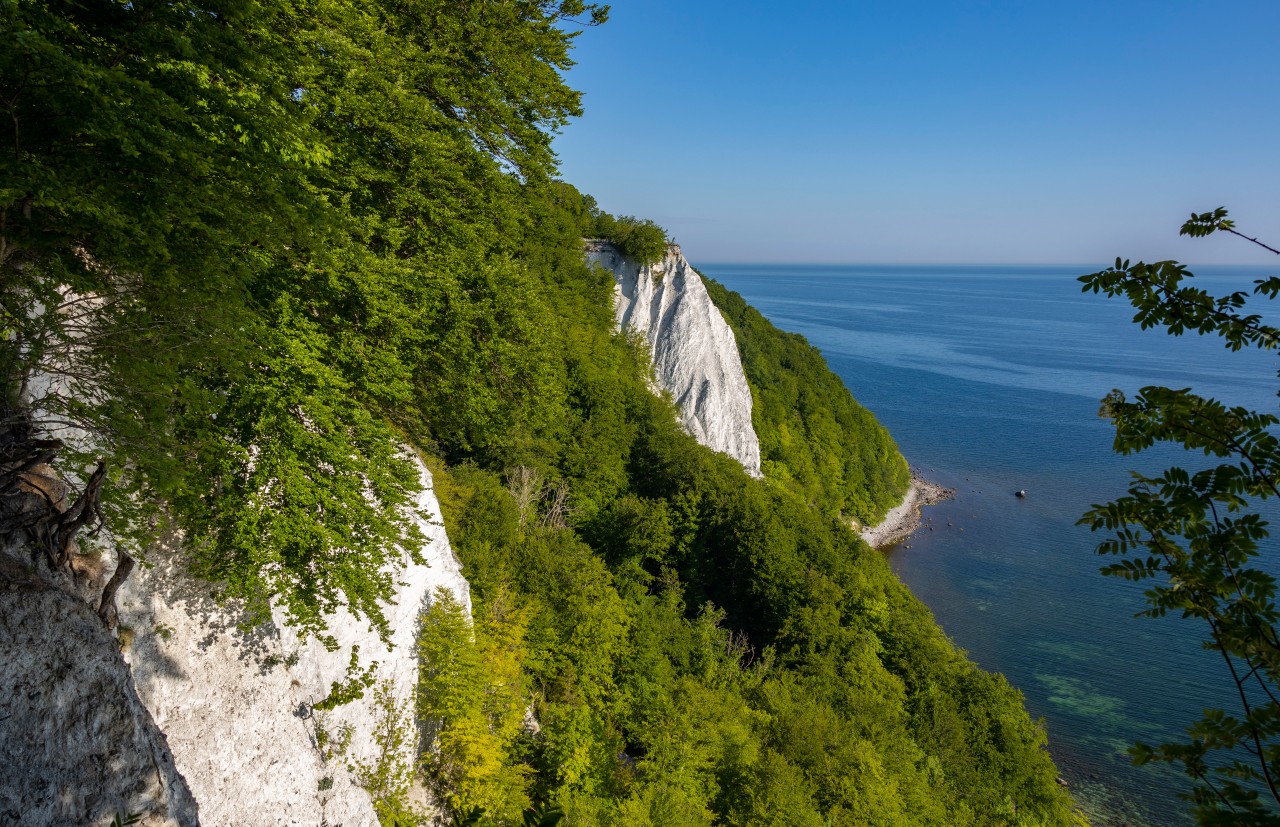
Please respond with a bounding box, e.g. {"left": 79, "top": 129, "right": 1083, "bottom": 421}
{"left": 689, "top": 260, "right": 1270, "bottom": 269}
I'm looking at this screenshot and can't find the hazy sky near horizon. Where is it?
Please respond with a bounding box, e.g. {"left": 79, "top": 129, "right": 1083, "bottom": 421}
{"left": 553, "top": 1, "right": 1280, "bottom": 265}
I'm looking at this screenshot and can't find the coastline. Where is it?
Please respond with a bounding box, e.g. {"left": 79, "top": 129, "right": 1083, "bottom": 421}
{"left": 859, "top": 471, "right": 955, "bottom": 549}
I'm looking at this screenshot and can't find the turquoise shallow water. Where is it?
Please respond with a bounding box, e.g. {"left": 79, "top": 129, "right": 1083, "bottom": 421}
{"left": 700, "top": 263, "right": 1279, "bottom": 826}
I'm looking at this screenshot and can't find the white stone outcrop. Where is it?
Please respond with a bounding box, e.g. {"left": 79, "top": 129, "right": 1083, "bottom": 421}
{"left": 0, "top": 549, "right": 198, "bottom": 827}
{"left": 118, "top": 453, "right": 470, "bottom": 826}
{"left": 587, "top": 241, "right": 762, "bottom": 477}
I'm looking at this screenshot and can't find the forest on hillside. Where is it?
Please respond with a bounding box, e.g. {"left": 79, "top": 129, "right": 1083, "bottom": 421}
{"left": 2, "top": 1, "right": 1078, "bottom": 824}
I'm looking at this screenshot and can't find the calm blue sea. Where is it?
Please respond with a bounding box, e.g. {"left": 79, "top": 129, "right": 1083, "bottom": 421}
{"left": 699, "top": 262, "right": 1279, "bottom": 827}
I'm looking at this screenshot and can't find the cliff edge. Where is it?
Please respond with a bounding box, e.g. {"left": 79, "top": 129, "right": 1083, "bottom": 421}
{"left": 587, "top": 241, "right": 762, "bottom": 478}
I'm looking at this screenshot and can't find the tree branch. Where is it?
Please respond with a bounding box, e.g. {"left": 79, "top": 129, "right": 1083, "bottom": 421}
{"left": 97, "top": 549, "right": 134, "bottom": 630}
{"left": 1224, "top": 227, "right": 1280, "bottom": 258}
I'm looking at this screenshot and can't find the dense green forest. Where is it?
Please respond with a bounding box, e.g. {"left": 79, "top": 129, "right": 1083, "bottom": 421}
{"left": 2, "top": 1, "right": 1078, "bottom": 824}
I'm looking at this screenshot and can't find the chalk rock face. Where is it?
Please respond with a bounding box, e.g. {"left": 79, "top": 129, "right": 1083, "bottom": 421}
{"left": 587, "top": 241, "right": 762, "bottom": 477}
{"left": 119, "top": 453, "right": 470, "bottom": 826}
{"left": 0, "top": 550, "right": 198, "bottom": 827}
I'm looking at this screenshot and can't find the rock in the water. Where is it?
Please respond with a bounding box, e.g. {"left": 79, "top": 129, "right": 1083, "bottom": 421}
{"left": 587, "top": 240, "right": 762, "bottom": 477}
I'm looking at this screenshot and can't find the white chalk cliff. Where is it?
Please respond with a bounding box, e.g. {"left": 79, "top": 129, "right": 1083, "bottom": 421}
{"left": 0, "top": 548, "right": 198, "bottom": 827}
{"left": 0, "top": 450, "right": 470, "bottom": 826}
{"left": 587, "top": 241, "right": 762, "bottom": 478}
{"left": 118, "top": 452, "right": 470, "bottom": 825}
{"left": 12, "top": 302, "right": 473, "bottom": 821}
{"left": 8, "top": 274, "right": 482, "bottom": 823}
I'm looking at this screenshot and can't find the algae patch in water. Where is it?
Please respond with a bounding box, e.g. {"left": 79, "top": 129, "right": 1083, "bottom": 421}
{"left": 1035, "top": 673, "right": 1125, "bottom": 719}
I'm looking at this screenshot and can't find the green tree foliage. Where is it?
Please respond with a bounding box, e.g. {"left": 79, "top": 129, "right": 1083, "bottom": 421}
{"left": 435, "top": 381, "right": 1077, "bottom": 825}
{"left": 1080, "top": 208, "right": 1280, "bottom": 824}
{"left": 0, "top": 0, "right": 605, "bottom": 634}
{"left": 354, "top": 681, "right": 424, "bottom": 825}
{"left": 546, "top": 184, "right": 670, "bottom": 264}
{"left": 6, "top": 1, "right": 1079, "bottom": 822}
{"left": 591, "top": 214, "right": 669, "bottom": 265}
{"left": 419, "top": 587, "right": 533, "bottom": 821}
{"left": 701, "top": 279, "right": 910, "bottom": 524}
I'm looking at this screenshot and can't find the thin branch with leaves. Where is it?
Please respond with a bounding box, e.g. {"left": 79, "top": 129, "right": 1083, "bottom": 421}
{"left": 1080, "top": 208, "right": 1280, "bottom": 824}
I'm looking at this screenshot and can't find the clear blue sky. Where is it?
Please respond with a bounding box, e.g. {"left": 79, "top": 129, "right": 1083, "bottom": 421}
{"left": 553, "top": 1, "right": 1280, "bottom": 264}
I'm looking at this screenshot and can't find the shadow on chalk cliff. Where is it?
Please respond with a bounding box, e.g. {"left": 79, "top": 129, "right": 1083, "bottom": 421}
{"left": 127, "top": 530, "right": 286, "bottom": 686}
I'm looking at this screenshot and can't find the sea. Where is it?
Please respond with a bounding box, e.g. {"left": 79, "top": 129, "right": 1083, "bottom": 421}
{"left": 699, "top": 262, "right": 1280, "bottom": 827}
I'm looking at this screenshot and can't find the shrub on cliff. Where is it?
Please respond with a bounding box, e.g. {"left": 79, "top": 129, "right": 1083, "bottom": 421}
{"left": 593, "top": 215, "right": 670, "bottom": 265}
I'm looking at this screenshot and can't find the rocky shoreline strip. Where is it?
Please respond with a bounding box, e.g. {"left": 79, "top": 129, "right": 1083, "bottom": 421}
{"left": 859, "top": 471, "right": 955, "bottom": 550}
